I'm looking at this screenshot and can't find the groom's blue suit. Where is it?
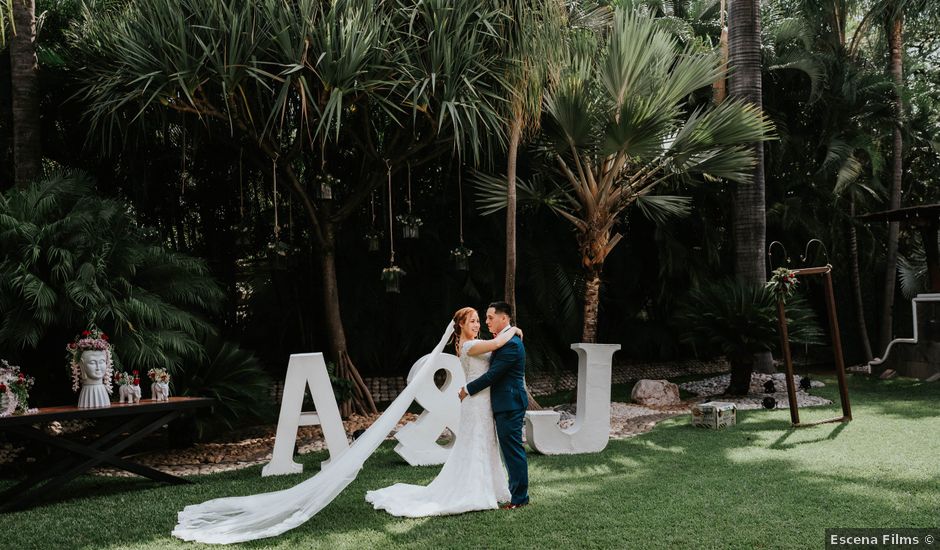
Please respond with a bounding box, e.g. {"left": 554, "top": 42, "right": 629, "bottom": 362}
{"left": 466, "top": 332, "right": 529, "bottom": 506}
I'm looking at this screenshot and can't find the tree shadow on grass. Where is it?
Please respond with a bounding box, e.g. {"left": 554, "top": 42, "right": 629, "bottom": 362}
{"left": 768, "top": 422, "right": 848, "bottom": 450}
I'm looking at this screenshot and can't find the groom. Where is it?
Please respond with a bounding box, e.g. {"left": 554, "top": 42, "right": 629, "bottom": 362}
{"left": 458, "top": 301, "right": 529, "bottom": 508}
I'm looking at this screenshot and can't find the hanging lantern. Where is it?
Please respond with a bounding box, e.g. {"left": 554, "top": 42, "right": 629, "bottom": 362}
{"left": 396, "top": 214, "right": 422, "bottom": 239}
{"left": 364, "top": 230, "right": 383, "bottom": 252}
{"left": 451, "top": 245, "right": 472, "bottom": 271}
{"left": 316, "top": 173, "right": 336, "bottom": 200}
{"left": 381, "top": 266, "right": 406, "bottom": 293}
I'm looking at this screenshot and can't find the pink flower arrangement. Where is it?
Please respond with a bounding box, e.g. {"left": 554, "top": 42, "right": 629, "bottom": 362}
{"left": 147, "top": 368, "right": 171, "bottom": 384}
{"left": 1, "top": 360, "right": 37, "bottom": 417}
{"left": 114, "top": 370, "right": 141, "bottom": 387}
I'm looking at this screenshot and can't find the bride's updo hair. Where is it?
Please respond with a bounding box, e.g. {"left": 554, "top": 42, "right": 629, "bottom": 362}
{"left": 452, "top": 307, "right": 476, "bottom": 355}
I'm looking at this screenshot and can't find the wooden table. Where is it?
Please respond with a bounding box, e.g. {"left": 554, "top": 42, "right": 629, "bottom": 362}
{"left": 0, "top": 397, "right": 213, "bottom": 512}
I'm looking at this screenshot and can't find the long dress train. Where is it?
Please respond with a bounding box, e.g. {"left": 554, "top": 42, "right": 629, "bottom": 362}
{"left": 172, "top": 323, "right": 455, "bottom": 544}
{"left": 365, "top": 339, "right": 510, "bottom": 516}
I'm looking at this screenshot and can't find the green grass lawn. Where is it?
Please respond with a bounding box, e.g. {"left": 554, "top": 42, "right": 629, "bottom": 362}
{"left": 3, "top": 374, "right": 938, "bottom": 549}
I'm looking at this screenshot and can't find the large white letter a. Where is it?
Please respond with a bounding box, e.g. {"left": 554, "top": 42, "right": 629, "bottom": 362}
{"left": 262, "top": 353, "right": 349, "bottom": 477}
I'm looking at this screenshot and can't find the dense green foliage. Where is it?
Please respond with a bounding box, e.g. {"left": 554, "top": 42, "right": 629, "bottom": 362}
{"left": 676, "top": 280, "right": 823, "bottom": 363}
{"left": 1, "top": 0, "right": 939, "bottom": 382}
{"left": 0, "top": 173, "right": 270, "bottom": 430}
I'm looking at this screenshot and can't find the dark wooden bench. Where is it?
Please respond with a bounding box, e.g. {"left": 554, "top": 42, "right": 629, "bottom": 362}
{"left": 0, "top": 396, "right": 213, "bottom": 511}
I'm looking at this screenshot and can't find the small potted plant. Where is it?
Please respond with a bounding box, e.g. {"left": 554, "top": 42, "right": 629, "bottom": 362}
{"left": 315, "top": 173, "right": 338, "bottom": 200}
{"left": 396, "top": 214, "right": 423, "bottom": 239}
{"left": 0, "top": 360, "right": 37, "bottom": 417}
{"left": 148, "top": 368, "right": 171, "bottom": 402}
{"left": 364, "top": 229, "right": 384, "bottom": 252}
{"left": 450, "top": 245, "right": 473, "bottom": 271}
{"left": 381, "top": 265, "right": 406, "bottom": 293}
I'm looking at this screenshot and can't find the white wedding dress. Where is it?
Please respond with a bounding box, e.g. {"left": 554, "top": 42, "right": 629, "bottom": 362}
{"left": 365, "top": 340, "right": 510, "bottom": 516}
{"left": 173, "top": 324, "right": 459, "bottom": 544}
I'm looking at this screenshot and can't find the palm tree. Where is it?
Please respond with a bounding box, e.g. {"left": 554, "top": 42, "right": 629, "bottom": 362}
{"left": 537, "top": 8, "right": 772, "bottom": 342}
{"left": 834, "top": 0, "right": 931, "bottom": 352}
{"left": 761, "top": 0, "right": 893, "bottom": 362}
{"left": 494, "top": 0, "right": 609, "bottom": 316}
{"left": 677, "top": 280, "right": 822, "bottom": 395}
{"left": 727, "top": 0, "right": 767, "bottom": 317}
{"left": 496, "top": 0, "right": 565, "bottom": 316}
{"left": 8, "top": 0, "right": 42, "bottom": 188}
{"left": 73, "top": 0, "right": 507, "bottom": 416}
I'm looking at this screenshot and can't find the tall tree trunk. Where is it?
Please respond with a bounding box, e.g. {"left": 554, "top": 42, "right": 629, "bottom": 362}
{"left": 270, "top": 160, "right": 379, "bottom": 418}
{"left": 848, "top": 199, "right": 873, "bottom": 362}
{"left": 713, "top": 0, "right": 729, "bottom": 103}
{"left": 505, "top": 114, "right": 521, "bottom": 315}
{"left": 728, "top": 0, "right": 772, "bottom": 373}
{"left": 879, "top": 14, "right": 904, "bottom": 352}
{"left": 726, "top": 355, "right": 754, "bottom": 395}
{"left": 505, "top": 117, "right": 542, "bottom": 410}
{"left": 11, "top": 0, "right": 42, "bottom": 188}
{"left": 320, "top": 221, "right": 378, "bottom": 417}
{"left": 582, "top": 271, "right": 601, "bottom": 343}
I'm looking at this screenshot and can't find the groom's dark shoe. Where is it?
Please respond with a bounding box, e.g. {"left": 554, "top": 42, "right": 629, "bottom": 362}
{"left": 500, "top": 503, "right": 527, "bottom": 510}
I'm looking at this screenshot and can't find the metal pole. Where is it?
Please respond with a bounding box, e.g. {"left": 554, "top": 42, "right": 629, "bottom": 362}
{"left": 824, "top": 270, "right": 853, "bottom": 420}
{"left": 776, "top": 296, "right": 801, "bottom": 425}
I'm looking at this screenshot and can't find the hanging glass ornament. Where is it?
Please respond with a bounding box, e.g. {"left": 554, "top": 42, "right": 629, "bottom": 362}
{"left": 315, "top": 173, "right": 336, "bottom": 200}
{"left": 364, "top": 230, "right": 383, "bottom": 252}
{"left": 381, "top": 265, "right": 406, "bottom": 293}
{"left": 382, "top": 160, "right": 404, "bottom": 293}
{"left": 451, "top": 245, "right": 472, "bottom": 271}
{"left": 396, "top": 214, "right": 422, "bottom": 239}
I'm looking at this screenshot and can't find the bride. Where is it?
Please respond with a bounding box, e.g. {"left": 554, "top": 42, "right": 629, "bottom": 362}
{"left": 366, "top": 306, "right": 519, "bottom": 516}
{"left": 172, "top": 309, "right": 517, "bottom": 544}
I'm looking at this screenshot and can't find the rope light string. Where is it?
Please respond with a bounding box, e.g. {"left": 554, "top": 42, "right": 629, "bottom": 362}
{"left": 239, "top": 148, "right": 244, "bottom": 220}
{"left": 458, "top": 160, "right": 464, "bottom": 245}
{"left": 370, "top": 191, "right": 377, "bottom": 228}
{"left": 181, "top": 125, "right": 186, "bottom": 195}
{"left": 272, "top": 157, "right": 279, "bottom": 238}
{"left": 386, "top": 160, "right": 396, "bottom": 265}
{"left": 407, "top": 162, "right": 413, "bottom": 214}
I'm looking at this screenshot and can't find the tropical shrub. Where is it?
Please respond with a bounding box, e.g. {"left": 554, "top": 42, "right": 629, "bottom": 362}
{"left": 676, "top": 279, "right": 822, "bottom": 394}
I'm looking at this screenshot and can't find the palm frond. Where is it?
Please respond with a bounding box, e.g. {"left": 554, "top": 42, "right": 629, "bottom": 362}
{"left": 633, "top": 194, "right": 692, "bottom": 224}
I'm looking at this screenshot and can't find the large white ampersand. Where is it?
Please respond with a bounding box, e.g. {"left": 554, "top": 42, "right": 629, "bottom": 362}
{"left": 393, "top": 353, "right": 466, "bottom": 466}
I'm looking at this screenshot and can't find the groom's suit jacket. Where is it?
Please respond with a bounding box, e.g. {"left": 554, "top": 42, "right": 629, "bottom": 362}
{"left": 466, "top": 331, "right": 527, "bottom": 413}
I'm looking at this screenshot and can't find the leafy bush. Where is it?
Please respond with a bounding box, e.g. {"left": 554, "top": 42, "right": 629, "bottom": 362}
{"left": 0, "top": 173, "right": 270, "bottom": 434}
{"left": 0, "top": 172, "right": 220, "bottom": 371}
{"left": 172, "top": 338, "right": 273, "bottom": 439}
{"left": 675, "top": 279, "right": 822, "bottom": 394}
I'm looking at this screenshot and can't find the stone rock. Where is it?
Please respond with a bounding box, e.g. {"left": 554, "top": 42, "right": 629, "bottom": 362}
{"left": 630, "top": 379, "right": 681, "bottom": 406}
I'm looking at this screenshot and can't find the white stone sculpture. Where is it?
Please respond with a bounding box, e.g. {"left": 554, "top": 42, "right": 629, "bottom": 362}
{"left": 68, "top": 328, "right": 114, "bottom": 409}
{"left": 525, "top": 343, "right": 620, "bottom": 455}
{"left": 77, "top": 350, "right": 112, "bottom": 408}
{"left": 119, "top": 383, "right": 141, "bottom": 404}
{"left": 393, "top": 353, "right": 465, "bottom": 466}
{"left": 262, "top": 353, "right": 349, "bottom": 477}
{"left": 630, "top": 379, "right": 680, "bottom": 406}
{"left": 152, "top": 381, "right": 170, "bottom": 402}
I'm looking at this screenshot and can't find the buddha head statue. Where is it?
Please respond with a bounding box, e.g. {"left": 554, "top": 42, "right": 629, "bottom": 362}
{"left": 67, "top": 327, "right": 114, "bottom": 394}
